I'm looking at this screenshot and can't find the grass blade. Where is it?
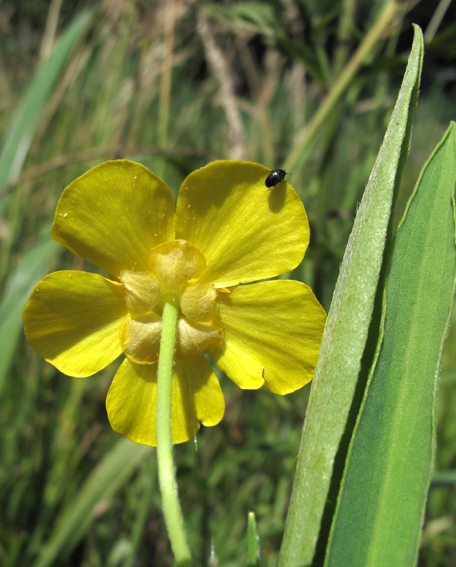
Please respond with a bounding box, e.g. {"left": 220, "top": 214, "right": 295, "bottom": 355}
{"left": 247, "top": 511, "right": 261, "bottom": 567}
{"left": 0, "top": 11, "right": 91, "bottom": 192}
{"left": 0, "top": 225, "right": 59, "bottom": 397}
{"left": 32, "top": 438, "right": 151, "bottom": 567}
{"left": 0, "top": 13, "right": 92, "bottom": 394}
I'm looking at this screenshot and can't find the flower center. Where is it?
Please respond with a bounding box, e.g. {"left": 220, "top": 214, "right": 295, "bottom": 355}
{"left": 119, "top": 239, "right": 223, "bottom": 364}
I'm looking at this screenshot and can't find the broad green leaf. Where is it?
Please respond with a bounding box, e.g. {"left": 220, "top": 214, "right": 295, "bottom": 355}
{"left": 324, "top": 123, "right": 456, "bottom": 567}
{"left": 0, "top": 225, "right": 59, "bottom": 398}
{"left": 0, "top": 11, "right": 91, "bottom": 195}
{"left": 279, "top": 26, "right": 424, "bottom": 567}
{"left": 32, "top": 438, "right": 151, "bottom": 567}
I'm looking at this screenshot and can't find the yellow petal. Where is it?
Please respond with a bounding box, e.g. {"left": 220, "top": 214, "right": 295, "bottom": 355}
{"left": 211, "top": 280, "right": 326, "bottom": 394}
{"left": 175, "top": 161, "right": 309, "bottom": 287}
{"left": 175, "top": 356, "right": 225, "bottom": 427}
{"left": 23, "top": 271, "right": 127, "bottom": 377}
{"left": 52, "top": 160, "right": 175, "bottom": 277}
{"left": 107, "top": 357, "right": 222, "bottom": 446}
{"left": 106, "top": 359, "right": 196, "bottom": 446}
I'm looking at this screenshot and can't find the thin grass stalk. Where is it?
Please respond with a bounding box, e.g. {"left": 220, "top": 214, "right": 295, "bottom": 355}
{"left": 424, "top": 0, "right": 453, "bottom": 41}
{"left": 333, "top": 0, "right": 357, "bottom": 76}
{"left": 40, "top": 0, "right": 63, "bottom": 62}
{"left": 156, "top": 0, "right": 177, "bottom": 180}
{"left": 285, "top": 0, "right": 400, "bottom": 175}
{"left": 158, "top": 0, "right": 176, "bottom": 149}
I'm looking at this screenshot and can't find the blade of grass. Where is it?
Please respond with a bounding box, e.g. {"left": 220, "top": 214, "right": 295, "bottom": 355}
{"left": 333, "top": 0, "right": 357, "bottom": 76}
{"left": 31, "top": 438, "right": 151, "bottom": 567}
{"left": 204, "top": 3, "right": 324, "bottom": 82}
{"left": 278, "top": 25, "right": 424, "bottom": 567}
{"left": 284, "top": 0, "right": 400, "bottom": 175}
{"left": 324, "top": 123, "right": 456, "bottom": 567}
{"left": 0, "top": 11, "right": 92, "bottom": 285}
{"left": 0, "top": 224, "right": 59, "bottom": 398}
{"left": 247, "top": 511, "right": 261, "bottom": 567}
{"left": 0, "top": 11, "right": 91, "bottom": 195}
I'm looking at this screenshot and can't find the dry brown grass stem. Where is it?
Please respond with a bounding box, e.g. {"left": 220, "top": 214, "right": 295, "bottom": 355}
{"left": 39, "top": 0, "right": 63, "bottom": 62}
{"left": 197, "top": 8, "right": 246, "bottom": 160}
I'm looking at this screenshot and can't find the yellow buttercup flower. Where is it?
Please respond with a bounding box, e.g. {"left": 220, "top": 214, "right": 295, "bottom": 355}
{"left": 23, "top": 160, "right": 326, "bottom": 446}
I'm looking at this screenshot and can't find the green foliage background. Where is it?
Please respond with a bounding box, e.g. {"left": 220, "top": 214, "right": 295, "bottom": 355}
{"left": 0, "top": 1, "right": 455, "bottom": 566}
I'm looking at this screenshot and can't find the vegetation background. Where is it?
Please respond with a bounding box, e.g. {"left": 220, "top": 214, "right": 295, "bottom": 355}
{"left": 0, "top": 0, "right": 455, "bottom": 566}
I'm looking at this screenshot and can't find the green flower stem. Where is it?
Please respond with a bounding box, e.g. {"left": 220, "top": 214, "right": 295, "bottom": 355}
{"left": 156, "top": 297, "right": 192, "bottom": 567}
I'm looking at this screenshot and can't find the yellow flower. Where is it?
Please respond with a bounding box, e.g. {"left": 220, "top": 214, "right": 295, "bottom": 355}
{"left": 23, "top": 160, "right": 326, "bottom": 446}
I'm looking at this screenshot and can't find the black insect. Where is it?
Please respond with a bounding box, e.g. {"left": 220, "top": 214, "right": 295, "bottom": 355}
{"left": 265, "top": 169, "right": 287, "bottom": 188}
